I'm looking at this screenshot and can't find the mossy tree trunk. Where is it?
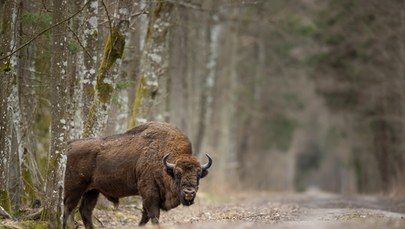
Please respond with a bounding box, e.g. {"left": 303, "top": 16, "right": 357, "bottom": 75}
{"left": 0, "top": 0, "right": 17, "bottom": 215}
{"left": 75, "top": 0, "right": 99, "bottom": 138}
{"left": 14, "top": 0, "right": 42, "bottom": 208}
{"left": 130, "top": 0, "right": 173, "bottom": 127}
{"left": 43, "top": 0, "right": 71, "bottom": 226}
{"left": 65, "top": 1, "right": 82, "bottom": 140}
{"left": 0, "top": 79, "right": 11, "bottom": 212}
{"left": 105, "top": 2, "right": 146, "bottom": 135}
{"left": 82, "top": 0, "right": 132, "bottom": 137}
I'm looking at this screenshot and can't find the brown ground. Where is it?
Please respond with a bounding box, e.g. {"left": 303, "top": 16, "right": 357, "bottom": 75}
{"left": 2, "top": 189, "right": 405, "bottom": 228}
{"left": 89, "top": 189, "right": 405, "bottom": 229}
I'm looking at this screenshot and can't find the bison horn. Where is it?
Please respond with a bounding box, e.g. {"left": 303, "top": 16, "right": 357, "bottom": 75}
{"left": 163, "top": 154, "right": 175, "bottom": 170}
{"left": 201, "top": 154, "right": 212, "bottom": 170}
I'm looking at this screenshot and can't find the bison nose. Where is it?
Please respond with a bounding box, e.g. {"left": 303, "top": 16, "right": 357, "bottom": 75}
{"left": 183, "top": 188, "right": 196, "bottom": 200}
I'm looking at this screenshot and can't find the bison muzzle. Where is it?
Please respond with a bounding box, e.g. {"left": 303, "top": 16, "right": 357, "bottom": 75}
{"left": 63, "top": 121, "right": 212, "bottom": 228}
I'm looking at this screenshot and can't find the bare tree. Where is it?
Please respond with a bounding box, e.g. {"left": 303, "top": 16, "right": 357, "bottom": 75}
{"left": 43, "top": 0, "right": 71, "bottom": 225}
{"left": 130, "top": 0, "right": 173, "bottom": 126}
{"left": 82, "top": 0, "right": 133, "bottom": 137}
{"left": 0, "top": 0, "right": 16, "bottom": 215}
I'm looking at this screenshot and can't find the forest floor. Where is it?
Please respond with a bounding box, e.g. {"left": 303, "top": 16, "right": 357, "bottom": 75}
{"left": 2, "top": 189, "right": 405, "bottom": 228}
{"left": 86, "top": 189, "right": 405, "bottom": 228}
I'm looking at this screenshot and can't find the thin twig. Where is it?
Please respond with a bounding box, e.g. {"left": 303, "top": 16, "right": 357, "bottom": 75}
{"left": 99, "top": 9, "right": 148, "bottom": 27}
{"left": 95, "top": 216, "right": 104, "bottom": 226}
{"left": 131, "top": 8, "right": 149, "bottom": 18}
{"left": 101, "top": 0, "right": 112, "bottom": 33}
{"left": 0, "top": 1, "right": 91, "bottom": 61}
{"left": 0, "top": 206, "right": 12, "bottom": 219}
{"left": 68, "top": 26, "right": 92, "bottom": 59}
{"left": 166, "top": 0, "right": 203, "bottom": 10}
{"left": 42, "top": 0, "right": 52, "bottom": 13}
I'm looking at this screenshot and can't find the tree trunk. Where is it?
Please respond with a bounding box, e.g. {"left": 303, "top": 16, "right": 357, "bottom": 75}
{"left": 130, "top": 0, "right": 173, "bottom": 127}
{"left": 16, "top": 0, "right": 42, "bottom": 207}
{"left": 0, "top": 0, "right": 18, "bottom": 214}
{"left": 43, "top": 0, "right": 70, "bottom": 225}
{"left": 194, "top": 8, "right": 221, "bottom": 154}
{"left": 77, "top": 0, "right": 99, "bottom": 137}
{"left": 105, "top": 2, "right": 145, "bottom": 135}
{"left": 82, "top": 0, "right": 133, "bottom": 137}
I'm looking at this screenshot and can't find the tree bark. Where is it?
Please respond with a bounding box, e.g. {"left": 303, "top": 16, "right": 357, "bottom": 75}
{"left": 130, "top": 0, "right": 173, "bottom": 127}
{"left": 0, "top": 0, "right": 18, "bottom": 214}
{"left": 194, "top": 7, "right": 221, "bottom": 154}
{"left": 82, "top": 0, "right": 133, "bottom": 137}
{"left": 43, "top": 0, "right": 70, "bottom": 225}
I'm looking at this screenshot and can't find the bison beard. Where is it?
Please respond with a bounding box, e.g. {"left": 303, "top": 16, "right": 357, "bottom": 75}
{"left": 62, "top": 121, "right": 212, "bottom": 228}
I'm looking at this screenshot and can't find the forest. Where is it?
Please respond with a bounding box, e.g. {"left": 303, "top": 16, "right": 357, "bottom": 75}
{"left": 1, "top": 0, "right": 405, "bottom": 228}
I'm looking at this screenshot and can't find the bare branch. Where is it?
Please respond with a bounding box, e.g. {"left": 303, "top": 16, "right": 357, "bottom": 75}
{"left": 0, "top": 206, "right": 11, "bottom": 219}
{"left": 67, "top": 26, "right": 92, "bottom": 59}
{"left": 41, "top": 0, "right": 52, "bottom": 13}
{"left": 0, "top": 1, "right": 91, "bottom": 61}
{"left": 132, "top": 8, "right": 149, "bottom": 18}
{"left": 101, "top": 0, "right": 112, "bottom": 33}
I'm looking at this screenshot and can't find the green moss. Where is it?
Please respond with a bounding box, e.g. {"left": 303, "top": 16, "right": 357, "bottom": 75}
{"left": 74, "top": 208, "right": 81, "bottom": 221}
{"left": 0, "top": 223, "right": 14, "bottom": 229}
{"left": 1, "top": 14, "right": 10, "bottom": 34}
{"left": 0, "top": 190, "right": 12, "bottom": 214}
{"left": 21, "top": 12, "right": 52, "bottom": 30}
{"left": 103, "top": 26, "right": 126, "bottom": 70}
{"left": 1, "top": 63, "right": 12, "bottom": 72}
{"left": 84, "top": 84, "right": 95, "bottom": 97}
{"left": 129, "top": 77, "right": 145, "bottom": 128}
{"left": 37, "top": 156, "right": 48, "bottom": 180}
{"left": 95, "top": 25, "right": 125, "bottom": 104}
{"left": 67, "top": 39, "right": 79, "bottom": 53}
{"left": 82, "top": 100, "right": 97, "bottom": 138}
{"left": 21, "top": 154, "right": 38, "bottom": 205}
{"left": 96, "top": 80, "right": 113, "bottom": 104}
{"left": 17, "top": 220, "right": 48, "bottom": 229}
{"left": 116, "top": 80, "right": 136, "bottom": 90}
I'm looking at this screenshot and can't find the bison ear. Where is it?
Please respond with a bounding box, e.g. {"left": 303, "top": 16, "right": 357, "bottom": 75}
{"left": 199, "top": 170, "right": 209, "bottom": 179}
{"left": 166, "top": 167, "right": 175, "bottom": 177}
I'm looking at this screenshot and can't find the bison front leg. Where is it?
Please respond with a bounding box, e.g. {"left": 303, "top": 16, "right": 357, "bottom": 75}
{"left": 139, "top": 196, "right": 160, "bottom": 226}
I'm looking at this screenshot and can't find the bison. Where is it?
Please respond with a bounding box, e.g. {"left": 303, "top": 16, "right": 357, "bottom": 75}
{"left": 63, "top": 121, "right": 212, "bottom": 228}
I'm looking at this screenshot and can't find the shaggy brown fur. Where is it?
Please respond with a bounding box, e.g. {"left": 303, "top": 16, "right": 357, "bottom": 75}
{"left": 62, "top": 121, "right": 212, "bottom": 228}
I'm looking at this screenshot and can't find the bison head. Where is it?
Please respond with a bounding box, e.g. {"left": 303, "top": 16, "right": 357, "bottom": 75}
{"left": 163, "top": 154, "right": 212, "bottom": 206}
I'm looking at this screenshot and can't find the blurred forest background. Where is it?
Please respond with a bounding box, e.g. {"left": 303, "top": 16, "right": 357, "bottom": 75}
{"left": 1, "top": 0, "right": 405, "bottom": 224}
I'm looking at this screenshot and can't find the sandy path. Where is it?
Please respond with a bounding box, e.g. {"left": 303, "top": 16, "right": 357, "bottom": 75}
{"left": 1, "top": 190, "right": 397, "bottom": 228}
{"left": 83, "top": 189, "right": 405, "bottom": 229}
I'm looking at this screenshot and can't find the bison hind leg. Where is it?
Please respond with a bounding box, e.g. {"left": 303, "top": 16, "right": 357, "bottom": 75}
{"left": 63, "top": 191, "right": 83, "bottom": 228}
{"left": 79, "top": 189, "right": 99, "bottom": 229}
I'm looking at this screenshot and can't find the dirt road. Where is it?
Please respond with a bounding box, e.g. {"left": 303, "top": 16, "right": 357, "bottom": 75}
{"left": 3, "top": 190, "right": 402, "bottom": 228}
{"left": 83, "top": 189, "right": 405, "bottom": 229}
